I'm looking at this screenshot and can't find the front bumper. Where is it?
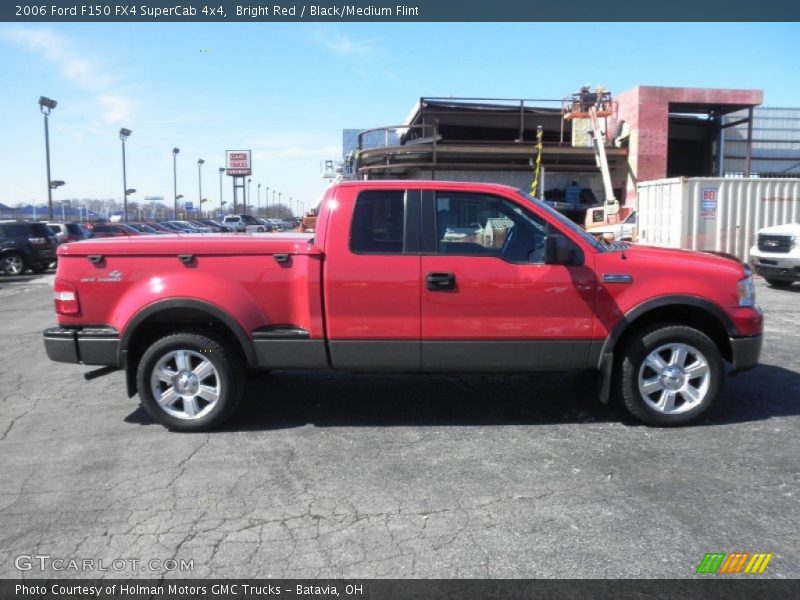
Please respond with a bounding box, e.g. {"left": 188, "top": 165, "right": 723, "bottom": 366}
{"left": 752, "top": 263, "right": 800, "bottom": 282}
{"left": 43, "top": 326, "right": 120, "bottom": 366}
{"left": 730, "top": 334, "right": 762, "bottom": 372}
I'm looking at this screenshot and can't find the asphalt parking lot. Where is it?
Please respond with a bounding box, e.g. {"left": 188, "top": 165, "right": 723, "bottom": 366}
{"left": 0, "top": 273, "right": 797, "bottom": 579}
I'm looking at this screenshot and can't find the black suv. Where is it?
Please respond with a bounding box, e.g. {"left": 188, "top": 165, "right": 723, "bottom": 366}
{"left": 0, "top": 221, "right": 58, "bottom": 275}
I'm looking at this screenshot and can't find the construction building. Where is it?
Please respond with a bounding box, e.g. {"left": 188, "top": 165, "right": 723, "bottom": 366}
{"left": 339, "top": 86, "right": 789, "bottom": 210}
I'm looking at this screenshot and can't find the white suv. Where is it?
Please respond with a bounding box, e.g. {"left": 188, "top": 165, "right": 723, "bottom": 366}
{"left": 750, "top": 223, "right": 800, "bottom": 288}
{"left": 222, "top": 214, "right": 266, "bottom": 233}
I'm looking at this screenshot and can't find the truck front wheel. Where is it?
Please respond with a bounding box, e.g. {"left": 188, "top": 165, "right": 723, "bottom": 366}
{"left": 616, "top": 324, "right": 724, "bottom": 426}
{"left": 136, "top": 332, "right": 244, "bottom": 432}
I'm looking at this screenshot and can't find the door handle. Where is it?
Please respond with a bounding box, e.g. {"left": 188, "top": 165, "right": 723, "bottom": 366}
{"left": 426, "top": 272, "right": 456, "bottom": 291}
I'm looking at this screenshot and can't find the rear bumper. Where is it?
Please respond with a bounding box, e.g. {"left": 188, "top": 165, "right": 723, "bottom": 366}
{"left": 730, "top": 334, "right": 762, "bottom": 372}
{"left": 43, "top": 326, "right": 120, "bottom": 366}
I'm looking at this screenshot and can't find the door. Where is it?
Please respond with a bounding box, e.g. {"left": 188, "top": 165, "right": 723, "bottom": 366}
{"left": 324, "top": 188, "right": 422, "bottom": 369}
{"left": 420, "top": 190, "right": 597, "bottom": 371}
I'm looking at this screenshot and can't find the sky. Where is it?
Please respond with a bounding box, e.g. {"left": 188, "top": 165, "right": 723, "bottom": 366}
{"left": 0, "top": 22, "right": 798, "bottom": 215}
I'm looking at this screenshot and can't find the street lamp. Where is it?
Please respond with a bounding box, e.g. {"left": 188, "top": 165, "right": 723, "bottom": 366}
{"left": 218, "top": 167, "right": 225, "bottom": 214}
{"left": 246, "top": 178, "right": 251, "bottom": 215}
{"left": 119, "top": 128, "right": 132, "bottom": 222}
{"left": 172, "top": 147, "right": 180, "bottom": 219}
{"left": 39, "top": 96, "right": 57, "bottom": 220}
{"left": 197, "top": 159, "right": 205, "bottom": 217}
{"left": 257, "top": 183, "right": 261, "bottom": 216}
{"left": 265, "top": 186, "right": 270, "bottom": 216}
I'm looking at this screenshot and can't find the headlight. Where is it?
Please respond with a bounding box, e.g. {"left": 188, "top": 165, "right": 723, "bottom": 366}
{"left": 737, "top": 276, "right": 755, "bottom": 307}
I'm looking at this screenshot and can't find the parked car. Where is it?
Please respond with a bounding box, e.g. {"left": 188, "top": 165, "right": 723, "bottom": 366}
{"left": 43, "top": 181, "right": 763, "bottom": 431}
{"left": 750, "top": 223, "right": 800, "bottom": 288}
{"left": 90, "top": 223, "right": 143, "bottom": 238}
{"left": 196, "top": 219, "right": 233, "bottom": 232}
{"left": 144, "top": 222, "right": 175, "bottom": 233}
{"left": 167, "top": 220, "right": 212, "bottom": 233}
{"left": 200, "top": 219, "right": 235, "bottom": 233}
{"left": 222, "top": 214, "right": 265, "bottom": 232}
{"left": 586, "top": 210, "right": 638, "bottom": 242}
{"left": 0, "top": 221, "right": 58, "bottom": 275}
{"left": 127, "top": 222, "right": 165, "bottom": 234}
{"left": 45, "top": 222, "right": 91, "bottom": 244}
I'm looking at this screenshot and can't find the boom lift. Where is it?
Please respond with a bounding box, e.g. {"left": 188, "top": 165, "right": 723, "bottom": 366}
{"left": 563, "top": 86, "right": 620, "bottom": 216}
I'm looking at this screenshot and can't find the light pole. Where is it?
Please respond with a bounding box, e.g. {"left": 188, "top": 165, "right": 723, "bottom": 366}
{"left": 218, "top": 167, "right": 225, "bottom": 215}
{"left": 119, "top": 128, "right": 132, "bottom": 222}
{"left": 289, "top": 196, "right": 293, "bottom": 217}
{"left": 246, "top": 178, "right": 251, "bottom": 215}
{"left": 197, "top": 159, "right": 205, "bottom": 218}
{"left": 278, "top": 192, "right": 282, "bottom": 215}
{"left": 264, "top": 186, "right": 270, "bottom": 217}
{"left": 272, "top": 190, "right": 276, "bottom": 213}
{"left": 39, "top": 96, "right": 57, "bottom": 220}
{"left": 172, "top": 147, "right": 180, "bottom": 219}
{"left": 257, "top": 183, "right": 261, "bottom": 217}
{"left": 176, "top": 194, "right": 184, "bottom": 219}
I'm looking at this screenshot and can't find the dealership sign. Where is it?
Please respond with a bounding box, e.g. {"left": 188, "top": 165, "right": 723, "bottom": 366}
{"left": 226, "top": 150, "right": 252, "bottom": 176}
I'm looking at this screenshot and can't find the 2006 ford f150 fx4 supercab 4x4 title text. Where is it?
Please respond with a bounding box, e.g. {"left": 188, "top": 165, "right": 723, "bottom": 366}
{"left": 43, "top": 181, "right": 763, "bottom": 431}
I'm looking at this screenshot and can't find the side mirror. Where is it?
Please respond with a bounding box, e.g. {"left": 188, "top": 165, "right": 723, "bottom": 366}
{"left": 544, "top": 234, "right": 574, "bottom": 265}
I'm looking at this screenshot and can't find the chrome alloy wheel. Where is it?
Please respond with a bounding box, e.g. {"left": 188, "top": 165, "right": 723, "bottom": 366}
{"left": 2, "top": 254, "right": 24, "bottom": 275}
{"left": 637, "top": 342, "right": 711, "bottom": 415}
{"left": 149, "top": 349, "right": 221, "bottom": 420}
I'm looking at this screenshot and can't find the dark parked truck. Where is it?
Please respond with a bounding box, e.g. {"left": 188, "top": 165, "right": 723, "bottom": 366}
{"left": 43, "top": 181, "right": 763, "bottom": 431}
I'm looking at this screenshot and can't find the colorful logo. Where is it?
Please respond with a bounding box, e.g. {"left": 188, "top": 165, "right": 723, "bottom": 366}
{"left": 696, "top": 552, "right": 773, "bottom": 574}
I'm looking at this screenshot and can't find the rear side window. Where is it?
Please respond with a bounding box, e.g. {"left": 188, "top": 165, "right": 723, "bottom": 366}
{"left": 29, "top": 223, "right": 55, "bottom": 237}
{"left": 93, "top": 225, "right": 109, "bottom": 233}
{"left": 66, "top": 223, "right": 85, "bottom": 234}
{"left": 49, "top": 224, "right": 64, "bottom": 233}
{"left": 350, "top": 190, "right": 405, "bottom": 254}
{"left": 0, "top": 224, "right": 28, "bottom": 237}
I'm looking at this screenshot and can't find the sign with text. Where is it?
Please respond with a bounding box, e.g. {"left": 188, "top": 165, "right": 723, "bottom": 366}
{"left": 700, "top": 188, "right": 718, "bottom": 220}
{"left": 225, "top": 150, "right": 252, "bottom": 176}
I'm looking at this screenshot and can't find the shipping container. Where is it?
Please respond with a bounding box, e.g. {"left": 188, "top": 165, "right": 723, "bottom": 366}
{"left": 636, "top": 177, "right": 800, "bottom": 262}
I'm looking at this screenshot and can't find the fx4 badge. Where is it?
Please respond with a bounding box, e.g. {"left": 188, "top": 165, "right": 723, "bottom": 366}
{"left": 80, "top": 270, "right": 123, "bottom": 283}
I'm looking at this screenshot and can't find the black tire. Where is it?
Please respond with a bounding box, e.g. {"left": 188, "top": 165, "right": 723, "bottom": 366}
{"left": 1, "top": 252, "right": 25, "bottom": 276}
{"left": 615, "top": 324, "right": 724, "bottom": 426}
{"left": 765, "top": 278, "right": 793, "bottom": 289}
{"left": 256, "top": 226, "right": 265, "bottom": 232}
{"left": 136, "top": 332, "right": 244, "bottom": 432}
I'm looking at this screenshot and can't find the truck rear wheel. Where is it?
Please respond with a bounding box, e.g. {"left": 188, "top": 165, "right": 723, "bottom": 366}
{"left": 616, "top": 324, "right": 724, "bottom": 426}
{"left": 136, "top": 332, "right": 244, "bottom": 432}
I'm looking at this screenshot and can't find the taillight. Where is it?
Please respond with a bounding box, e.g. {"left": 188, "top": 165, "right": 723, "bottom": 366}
{"left": 54, "top": 279, "right": 80, "bottom": 315}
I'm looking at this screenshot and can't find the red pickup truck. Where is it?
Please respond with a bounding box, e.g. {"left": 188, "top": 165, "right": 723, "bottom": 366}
{"left": 43, "top": 181, "right": 763, "bottom": 431}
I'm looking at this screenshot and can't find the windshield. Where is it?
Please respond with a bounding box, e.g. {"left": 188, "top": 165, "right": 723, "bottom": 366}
{"left": 516, "top": 190, "right": 605, "bottom": 252}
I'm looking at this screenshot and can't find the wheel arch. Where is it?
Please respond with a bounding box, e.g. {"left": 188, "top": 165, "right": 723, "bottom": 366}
{"left": 120, "top": 298, "right": 257, "bottom": 397}
{"left": 596, "top": 296, "right": 736, "bottom": 403}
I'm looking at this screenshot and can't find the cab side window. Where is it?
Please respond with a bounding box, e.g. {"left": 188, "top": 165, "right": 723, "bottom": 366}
{"left": 434, "top": 193, "right": 548, "bottom": 263}
{"left": 350, "top": 190, "right": 405, "bottom": 254}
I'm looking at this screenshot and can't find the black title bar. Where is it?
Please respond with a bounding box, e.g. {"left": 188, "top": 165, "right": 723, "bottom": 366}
{"left": 2, "top": 579, "right": 800, "bottom": 600}
{"left": 2, "top": 0, "right": 799, "bottom": 22}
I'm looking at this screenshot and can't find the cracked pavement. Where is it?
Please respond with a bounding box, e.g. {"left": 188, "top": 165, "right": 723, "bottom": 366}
{"left": 0, "top": 273, "right": 798, "bottom": 579}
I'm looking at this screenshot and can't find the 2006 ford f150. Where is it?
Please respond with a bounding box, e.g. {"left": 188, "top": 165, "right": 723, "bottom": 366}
{"left": 43, "top": 181, "right": 763, "bottom": 431}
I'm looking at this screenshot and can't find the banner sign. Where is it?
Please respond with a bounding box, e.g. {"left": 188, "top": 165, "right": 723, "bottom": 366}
{"left": 225, "top": 150, "right": 252, "bottom": 177}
